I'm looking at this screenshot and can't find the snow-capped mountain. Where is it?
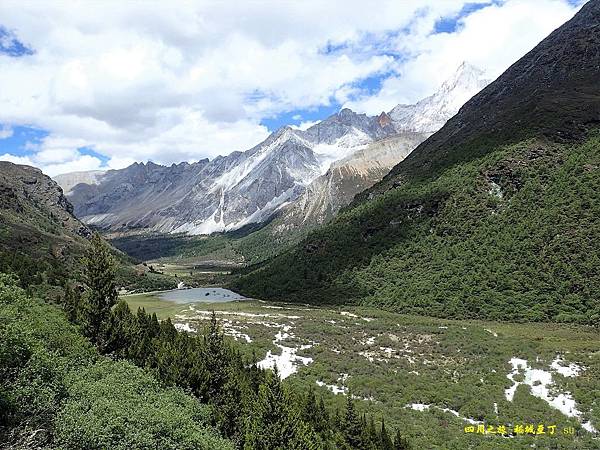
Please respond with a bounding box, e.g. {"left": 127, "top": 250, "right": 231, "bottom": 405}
{"left": 59, "top": 110, "right": 396, "bottom": 235}
{"left": 271, "top": 132, "right": 429, "bottom": 237}
{"left": 389, "top": 62, "right": 490, "bottom": 133}
{"left": 55, "top": 63, "right": 489, "bottom": 236}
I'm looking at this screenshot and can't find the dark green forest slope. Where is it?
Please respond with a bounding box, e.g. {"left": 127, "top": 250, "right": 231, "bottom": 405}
{"left": 233, "top": 1, "right": 600, "bottom": 326}
{"left": 0, "top": 274, "right": 231, "bottom": 449}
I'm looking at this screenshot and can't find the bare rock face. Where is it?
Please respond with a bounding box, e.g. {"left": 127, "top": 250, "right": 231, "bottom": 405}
{"left": 55, "top": 64, "right": 489, "bottom": 236}
{"left": 0, "top": 161, "right": 91, "bottom": 239}
{"left": 271, "top": 132, "right": 429, "bottom": 236}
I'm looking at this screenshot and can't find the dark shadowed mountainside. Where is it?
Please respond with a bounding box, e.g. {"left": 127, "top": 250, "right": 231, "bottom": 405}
{"left": 233, "top": 0, "right": 600, "bottom": 326}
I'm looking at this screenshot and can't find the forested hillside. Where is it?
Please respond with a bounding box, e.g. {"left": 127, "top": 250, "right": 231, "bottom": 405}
{"left": 233, "top": 1, "right": 600, "bottom": 326}
{"left": 0, "top": 234, "right": 410, "bottom": 449}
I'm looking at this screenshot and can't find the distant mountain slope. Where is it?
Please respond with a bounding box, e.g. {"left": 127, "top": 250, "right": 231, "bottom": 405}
{"left": 389, "top": 62, "right": 489, "bottom": 133}
{"left": 271, "top": 132, "right": 428, "bottom": 237}
{"left": 233, "top": 0, "right": 600, "bottom": 326}
{"left": 59, "top": 115, "right": 395, "bottom": 235}
{"left": 0, "top": 162, "right": 175, "bottom": 293}
{"left": 56, "top": 64, "right": 488, "bottom": 238}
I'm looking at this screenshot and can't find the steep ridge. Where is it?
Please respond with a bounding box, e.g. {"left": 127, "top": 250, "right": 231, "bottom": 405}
{"left": 0, "top": 161, "right": 178, "bottom": 294}
{"left": 233, "top": 1, "right": 600, "bottom": 325}
{"left": 57, "top": 63, "right": 487, "bottom": 239}
{"left": 0, "top": 161, "right": 92, "bottom": 287}
{"left": 365, "top": 2, "right": 600, "bottom": 198}
{"left": 271, "top": 132, "right": 428, "bottom": 237}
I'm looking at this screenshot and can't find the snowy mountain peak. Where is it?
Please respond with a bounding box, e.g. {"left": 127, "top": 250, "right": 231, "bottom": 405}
{"left": 56, "top": 63, "right": 490, "bottom": 237}
{"left": 389, "top": 63, "right": 490, "bottom": 133}
{"left": 440, "top": 61, "right": 487, "bottom": 94}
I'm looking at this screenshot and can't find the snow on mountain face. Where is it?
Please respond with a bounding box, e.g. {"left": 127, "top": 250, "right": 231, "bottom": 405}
{"left": 271, "top": 132, "right": 429, "bottom": 236}
{"left": 57, "top": 114, "right": 390, "bottom": 235}
{"left": 389, "top": 62, "right": 490, "bottom": 133}
{"left": 55, "top": 63, "right": 489, "bottom": 236}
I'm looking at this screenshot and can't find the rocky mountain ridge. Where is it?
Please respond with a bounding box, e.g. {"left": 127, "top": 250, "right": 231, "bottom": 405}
{"left": 55, "top": 63, "right": 489, "bottom": 236}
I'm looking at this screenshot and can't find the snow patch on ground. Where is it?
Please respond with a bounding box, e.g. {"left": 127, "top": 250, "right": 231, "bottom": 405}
{"left": 257, "top": 325, "right": 313, "bottom": 379}
{"left": 551, "top": 355, "right": 583, "bottom": 378}
{"left": 504, "top": 356, "right": 596, "bottom": 433}
{"left": 405, "top": 403, "right": 482, "bottom": 424}
{"left": 315, "top": 374, "right": 374, "bottom": 401}
{"left": 488, "top": 181, "right": 503, "bottom": 199}
{"left": 359, "top": 336, "right": 376, "bottom": 346}
{"left": 174, "top": 322, "right": 195, "bottom": 333}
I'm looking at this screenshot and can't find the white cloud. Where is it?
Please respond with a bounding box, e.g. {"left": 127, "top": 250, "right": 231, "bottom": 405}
{"left": 291, "top": 120, "right": 320, "bottom": 131}
{"left": 0, "top": 125, "right": 13, "bottom": 139}
{"left": 0, "top": 153, "right": 33, "bottom": 166}
{"left": 346, "top": 0, "right": 582, "bottom": 114}
{"left": 0, "top": 0, "right": 584, "bottom": 175}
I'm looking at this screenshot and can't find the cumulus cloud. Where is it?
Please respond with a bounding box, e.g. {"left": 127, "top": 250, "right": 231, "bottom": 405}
{"left": 346, "top": 0, "right": 583, "bottom": 114}
{"left": 291, "top": 120, "right": 320, "bottom": 131}
{"left": 0, "top": 0, "right": 584, "bottom": 175}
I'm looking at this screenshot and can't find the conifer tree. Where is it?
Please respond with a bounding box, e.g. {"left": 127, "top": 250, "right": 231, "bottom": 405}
{"left": 104, "top": 299, "right": 134, "bottom": 356}
{"left": 380, "top": 418, "right": 394, "bottom": 450}
{"left": 81, "top": 233, "right": 117, "bottom": 347}
{"left": 317, "top": 396, "right": 329, "bottom": 434}
{"left": 393, "top": 429, "right": 410, "bottom": 450}
{"left": 365, "top": 414, "right": 377, "bottom": 446}
{"left": 203, "top": 311, "right": 227, "bottom": 401}
{"left": 343, "top": 394, "right": 363, "bottom": 449}
{"left": 244, "top": 368, "right": 319, "bottom": 449}
{"left": 63, "top": 282, "right": 80, "bottom": 323}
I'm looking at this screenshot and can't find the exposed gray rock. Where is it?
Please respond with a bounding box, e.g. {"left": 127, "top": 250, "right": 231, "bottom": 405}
{"left": 55, "top": 63, "right": 488, "bottom": 236}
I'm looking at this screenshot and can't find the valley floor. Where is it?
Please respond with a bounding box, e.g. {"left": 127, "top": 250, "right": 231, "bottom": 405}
{"left": 125, "top": 291, "right": 600, "bottom": 450}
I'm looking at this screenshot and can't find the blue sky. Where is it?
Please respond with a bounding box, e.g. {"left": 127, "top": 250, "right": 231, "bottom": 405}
{"left": 0, "top": 0, "right": 585, "bottom": 175}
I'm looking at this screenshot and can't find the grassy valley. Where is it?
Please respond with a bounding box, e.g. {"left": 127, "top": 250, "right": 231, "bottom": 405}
{"left": 125, "top": 292, "right": 600, "bottom": 449}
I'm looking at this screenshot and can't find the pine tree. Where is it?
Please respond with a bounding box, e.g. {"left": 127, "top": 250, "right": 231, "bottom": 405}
{"left": 300, "top": 386, "right": 319, "bottom": 429}
{"left": 63, "top": 282, "right": 80, "bottom": 323}
{"left": 216, "top": 365, "right": 246, "bottom": 446}
{"left": 203, "top": 311, "right": 227, "bottom": 401}
{"left": 317, "top": 396, "right": 329, "bottom": 434}
{"left": 380, "top": 418, "right": 394, "bottom": 450}
{"left": 104, "top": 299, "right": 134, "bottom": 357}
{"left": 244, "top": 368, "right": 320, "bottom": 449}
{"left": 343, "top": 394, "right": 363, "bottom": 449}
{"left": 364, "top": 414, "right": 377, "bottom": 449}
{"left": 393, "top": 429, "right": 410, "bottom": 450}
{"left": 81, "top": 233, "right": 117, "bottom": 347}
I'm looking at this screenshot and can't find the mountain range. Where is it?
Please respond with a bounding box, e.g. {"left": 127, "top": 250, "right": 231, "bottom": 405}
{"left": 54, "top": 63, "right": 489, "bottom": 238}
{"left": 233, "top": 0, "right": 600, "bottom": 326}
